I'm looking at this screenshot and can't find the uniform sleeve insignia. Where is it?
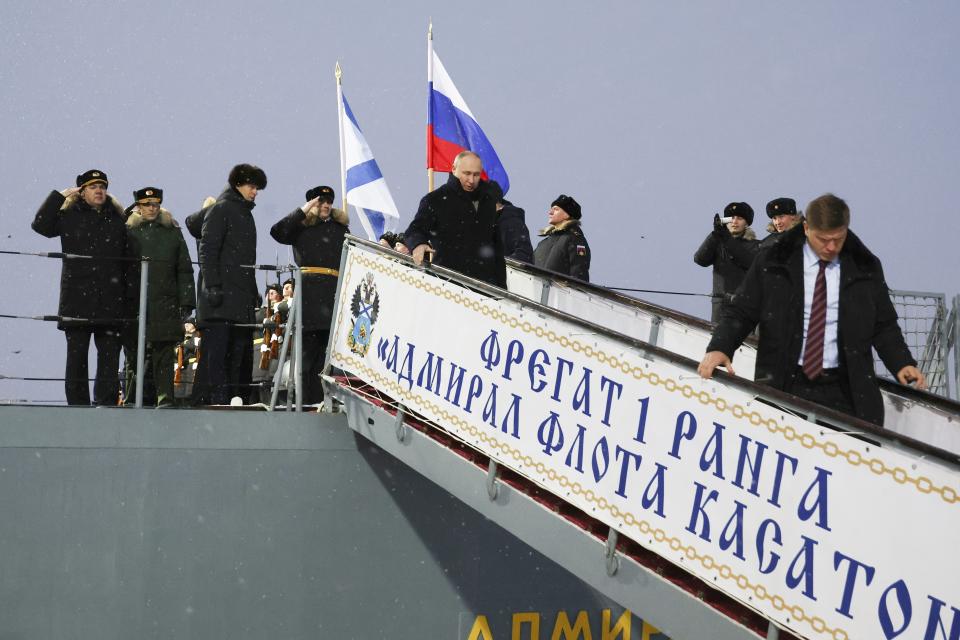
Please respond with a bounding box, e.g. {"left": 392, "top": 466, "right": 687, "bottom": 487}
{"left": 576, "top": 245, "right": 587, "bottom": 257}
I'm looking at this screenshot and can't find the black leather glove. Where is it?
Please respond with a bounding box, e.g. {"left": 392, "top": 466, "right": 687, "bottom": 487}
{"left": 205, "top": 287, "right": 223, "bottom": 308}
{"left": 712, "top": 213, "right": 730, "bottom": 238}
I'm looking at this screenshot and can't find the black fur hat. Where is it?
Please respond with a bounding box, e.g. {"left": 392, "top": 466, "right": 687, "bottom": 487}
{"left": 724, "top": 202, "right": 754, "bottom": 226}
{"left": 76, "top": 169, "right": 108, "bottom": 189}
{"left": 551, "top": 194, "right": 582, "bottom": 220}
{"left": 229, "top": 164, "right": 267, "bottom": 190}
{"left": 766, "top": 197, "right": 797, "bottom": 218}
{"left": 133, "top": 187, "right": 163, "bottom": 203}
{"left": 306, "top": 186, "right": 335, "bottom": 202}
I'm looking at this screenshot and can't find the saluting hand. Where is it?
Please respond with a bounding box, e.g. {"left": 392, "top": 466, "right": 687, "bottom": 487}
{"left": 301, "top": 197, "right": 320, "bottom": 214}
{"left": 60, "top": 187, "right": 81, "bottom": 198}
{"left": 412, "top": 244, "right": 434, "bottom": 266}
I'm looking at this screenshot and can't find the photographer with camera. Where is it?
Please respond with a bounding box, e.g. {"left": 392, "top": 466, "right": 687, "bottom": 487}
{"left": 693, "top": 202, "right": 759, "bottom": 323}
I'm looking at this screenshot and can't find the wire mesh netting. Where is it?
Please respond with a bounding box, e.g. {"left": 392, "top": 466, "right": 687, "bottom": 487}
{"left": 877, "top": 290, "right": 950, "bottom": 397}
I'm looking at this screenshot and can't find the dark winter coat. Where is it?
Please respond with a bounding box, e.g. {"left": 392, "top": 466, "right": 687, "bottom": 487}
{"left": 269, "top": 207, "right": 349, "bottom": 331}
{"left": 758, "top": 217, "right": 803, "bottom": 251}
{"left": 693, "top": 227, "right": 759, "bottom": 323}
{"left": 533, "top": 219, "right": 591, "bottom": 282}
{"left": 707, "top": 224, "right": 915, "bottom": 426}
{"left": 126, "top": 208, "right": 197, "bottom": 341}
{"left": 758, "top": 231, "right": 781, "bottom": 252}
{"left": 196, "top": 187, "right": 258, "bottom": 325}
{"left": 498, "top": 199, "right": 533, "bottom": 263}
{"left": 184, "top": 196, "right": 216, "bottom": 293}
{"left": 403, "top": 175, "right": 506, "bottom": 288}
{"left": 32, "top": 191, "right": 131, "bottom": 330}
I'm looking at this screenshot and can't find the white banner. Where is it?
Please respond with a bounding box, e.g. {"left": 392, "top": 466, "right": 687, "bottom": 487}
{"left": 329, "top": 243, "right": 960, "bottom": 640}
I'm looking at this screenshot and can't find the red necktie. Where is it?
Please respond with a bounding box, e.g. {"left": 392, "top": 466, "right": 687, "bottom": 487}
{"left": 802, "top": 260, "right": 828, "bottom": 380}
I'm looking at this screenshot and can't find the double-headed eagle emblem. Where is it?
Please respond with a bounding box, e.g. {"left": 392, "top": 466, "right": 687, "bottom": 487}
{"left": 347, "top": 272, "right": 380, "bottom": 356}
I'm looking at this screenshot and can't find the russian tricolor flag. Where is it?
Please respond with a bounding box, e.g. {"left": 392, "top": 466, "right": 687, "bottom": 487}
{"left": 427, "top": 47, "right": 510, "bottom": 194}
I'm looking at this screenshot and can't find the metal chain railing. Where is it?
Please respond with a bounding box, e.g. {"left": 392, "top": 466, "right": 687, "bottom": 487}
{"left": 1, "top": 248, "right": 311, "bottom": 410}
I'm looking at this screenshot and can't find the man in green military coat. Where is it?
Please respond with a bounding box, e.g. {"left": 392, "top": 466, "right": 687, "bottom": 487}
{"left": 125, "top": 187, "right": 196, "bottom": 406}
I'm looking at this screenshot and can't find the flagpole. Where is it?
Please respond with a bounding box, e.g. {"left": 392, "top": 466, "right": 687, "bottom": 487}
{"left": 427, "top": 20, "right": 435, "bottom": 193}
{"left": 335, "top": 61, "right": 348, "bottom": 215}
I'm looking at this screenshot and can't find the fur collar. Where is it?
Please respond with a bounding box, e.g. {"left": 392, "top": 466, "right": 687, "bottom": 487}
{"left": 61, "top": 192, "right": 125, "bottom": 218}
{"left": 218, "top": 186, "right": 255, "bottom": 209}
{"left": 540, "top": 218, "right": 581, "bottom": 236}
{"left": 304, "top": 207, "right": 348, "bottom": 227}
{"left": 442, "top": 173, "right": 496, "bottom": 201}
{"left": 126, "top": 207, "right": 178, "bottom": 229}
{"left": 733, "top": 227, "right": 757, "bottom": 241}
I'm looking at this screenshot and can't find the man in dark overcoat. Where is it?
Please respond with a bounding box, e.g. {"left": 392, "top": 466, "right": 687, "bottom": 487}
{"left": 125, "top": 187, "right": 196, "bottom": 406}
{"left": 197, "top": 164, "right": 264, "bottom": 405}
{"left": 182, "top": 195, "right": 217, "bottom": 404}
{"left": 488, "top": 182, "right": 533, "bottom": 264}
{"left": 699, "top": 193, "right": 926, "bottom": 426}
{"left": 32, "top": 169, "right": 130, "bottom": 405}
{"left": 404, "top": 151, "right": 506, "bottom": 288}
{"left": 270, "top": 185, "right": 349, "bottom": 405}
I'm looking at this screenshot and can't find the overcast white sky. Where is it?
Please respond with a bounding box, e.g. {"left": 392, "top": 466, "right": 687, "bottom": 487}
{"left": 1, "top": 1, "right": 958, "bottom": 401}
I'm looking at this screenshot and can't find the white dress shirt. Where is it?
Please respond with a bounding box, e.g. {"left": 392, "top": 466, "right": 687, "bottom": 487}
{"left": 798, "top": 241, "right": 840, "bottom": 369}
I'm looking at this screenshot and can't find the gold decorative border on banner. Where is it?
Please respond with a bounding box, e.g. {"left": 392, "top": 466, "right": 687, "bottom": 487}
{"left": 344, "top": 251, "right": 959, "bottom": 508}
{"left": 337, "top": 353, "right": 847, "bottom": 640}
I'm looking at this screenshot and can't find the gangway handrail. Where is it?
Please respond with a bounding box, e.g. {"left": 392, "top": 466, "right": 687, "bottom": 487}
{"left": 506, "top": 257, "right": 960, "bottom": 411}
{"left": 505, "top": 256, "right": 960, "bottom": 455}
{"left": 334, "top": 237, "right": 960, "bottom": 468}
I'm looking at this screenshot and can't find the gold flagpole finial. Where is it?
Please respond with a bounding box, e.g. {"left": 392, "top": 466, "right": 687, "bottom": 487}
{"left": 335, "top": 61, "right": 342, "bottom": 83}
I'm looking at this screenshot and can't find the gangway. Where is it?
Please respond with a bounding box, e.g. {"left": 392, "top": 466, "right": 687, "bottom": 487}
{"left": 323, "top": 238, "right": 960, "bottom": 640}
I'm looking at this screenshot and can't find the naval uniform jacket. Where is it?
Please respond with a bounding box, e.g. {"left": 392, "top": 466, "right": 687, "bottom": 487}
{"left": 533, "top": 219, "right": 591, "bottom": 282}
{"left": 706, "top": 224, "right": 915, "bottom": 425}
{"left": 126, "top": 208, "right": 197, "bottom": 342}
{"left": 269, "top": 207, "right": 349, "bottom": 331}
{"left": 694, "top": 227, "right": 759, "bottom": 323}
